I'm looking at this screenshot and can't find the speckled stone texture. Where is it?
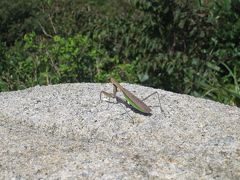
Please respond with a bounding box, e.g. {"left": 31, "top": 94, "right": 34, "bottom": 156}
{"left": 0, "top": 83, "right": 239, "bottom": 179}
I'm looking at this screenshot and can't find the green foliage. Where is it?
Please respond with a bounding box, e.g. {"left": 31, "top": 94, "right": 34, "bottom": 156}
{"left": 1, "top": 32, "right": 130, "bottom": 90}
{"left": 84, "top": 0, "right": 240, "bottom": 106}
{"left": 200, "top": 62, "right": 240, "bottom": 106}
{"left": 0, "top": 30, "right": 140, "bottom": 91}
{"left": 0, "top": 0, "right": 41, "bottom": 44}
{"left": 0, "top": 0, "right": 239, "bottom": 107}
{"left": 197, "top": 0, "right": 240, "bottom": 105}
{"left": 85, "top": 0, "right": 215, "bottom": 93}
{"left": 0, "top": 0, "right": 101, "bottom": 44}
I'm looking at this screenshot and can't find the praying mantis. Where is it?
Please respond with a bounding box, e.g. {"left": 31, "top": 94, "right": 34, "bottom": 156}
{"left": 100, "top": 78, "right": 163, "bottom": 115}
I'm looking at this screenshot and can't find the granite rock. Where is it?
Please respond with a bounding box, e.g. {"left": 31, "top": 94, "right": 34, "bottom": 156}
{"left": 0, "top": 83, "right": 239, "bottom": 179}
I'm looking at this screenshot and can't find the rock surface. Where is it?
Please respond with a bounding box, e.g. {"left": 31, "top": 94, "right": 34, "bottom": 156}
{"left": 0, "top": 83, "right": 240, "bottom": 179}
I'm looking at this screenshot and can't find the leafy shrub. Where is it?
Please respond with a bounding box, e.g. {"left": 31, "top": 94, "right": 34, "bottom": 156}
{"left": 1, "top": 32, "right": 126, "bottom": 90}
{"left": 0, "top": 0, "right": 239, "bottom": 107}
{"left": 84, "top": 1, "right": 215, "bottom": 93}
{"left": 197, "top": 0, "right": 240, "bottom": 105}
{"left": 0, "top": 0, "right": 42, "bottom": 44}
{"left": 0, "top": 0, "right": 135, "bottom": 45}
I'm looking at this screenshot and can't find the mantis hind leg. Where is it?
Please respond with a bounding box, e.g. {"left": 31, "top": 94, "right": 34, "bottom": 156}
{"left": 142, "top": 91, "right": 165, "bottom": 116}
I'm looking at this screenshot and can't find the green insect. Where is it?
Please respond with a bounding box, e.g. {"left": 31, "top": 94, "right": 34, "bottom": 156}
{"left": 100, "top": 78, "right": 163, "bottom": 115}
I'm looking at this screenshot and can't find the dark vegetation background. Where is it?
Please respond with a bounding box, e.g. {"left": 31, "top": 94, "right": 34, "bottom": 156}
{"left": 0, "top": 0, "right": 239, "bottom": 106}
